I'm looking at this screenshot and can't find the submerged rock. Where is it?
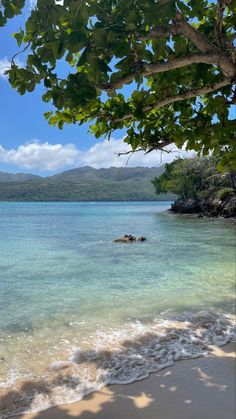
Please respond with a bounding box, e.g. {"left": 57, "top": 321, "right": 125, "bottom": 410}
{"left": 114, "top": 234, "right": 136, "bottom": 243}
{"left": 114, "top": 234, "right": 147, "bottom": 243}
{"left": 138, "top": 236, "right": 147, "bottom": 242}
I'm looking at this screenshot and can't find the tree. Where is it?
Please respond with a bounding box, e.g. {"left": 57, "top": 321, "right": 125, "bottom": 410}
{"left": 152, "top": 156, "right": 233, "bottom": 200}
{"left": 2, "top": 0, "right": 236, "bottom": 168}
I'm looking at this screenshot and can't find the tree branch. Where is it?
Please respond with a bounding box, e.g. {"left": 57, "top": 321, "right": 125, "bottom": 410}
{"left": 113, "top": 79, "right": 231, "bottom": 123}
{"left": 117, "top": 148, "right": 145, "bottom": 157}
{"left": 137, "top": 13, "right": 216, "bottom": 51}
{"left": 137, "top": 23, "right": 181, "bottom": 41}
{"left": 116, "top": 139, "right": 172, "bottom": 157}
{"left": 137, "top": 11, "right": 235, "bottom": 78}
{"left": 175, "top": 11, "right": 235, "bottom": 78}
{"left": 143, "top": 78, "right": 231, "bottom": 110}
{"left": 215, "top": 0, "right": 229, "bottom": 48}
{"left": 143, "top": 52, "right": 219, "bottom": 75}
{"left": 11, "top": 42, "right": 30, "bottom": 66}
{"left": 102, "top": 52, "right": 221, "bottom": 91}
{"left": 175, "top": 12, "right": 216, "bottom": 53}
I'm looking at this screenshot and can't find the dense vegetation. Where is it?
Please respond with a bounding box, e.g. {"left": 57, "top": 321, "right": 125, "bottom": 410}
{"left": 152, "top": 157, "right": 236, "bottom": 216}
{"left": 0, "top": 171, "right": 40, "bottom": 182}
{"left": 0, "top": 166, "right": 176, "bottom": 201}
{"left": 2, "top": 1, "right": 236, "bottom": 169}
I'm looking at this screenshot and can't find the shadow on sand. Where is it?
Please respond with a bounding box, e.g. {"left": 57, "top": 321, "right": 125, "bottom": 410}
{"left": 0, "top": 328, "right": 235, "bottom": 419}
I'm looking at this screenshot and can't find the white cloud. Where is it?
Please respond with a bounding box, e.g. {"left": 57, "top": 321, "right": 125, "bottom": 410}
{"left": 0, "top": 141, "right": 79, "bottom": 170}
{"left": 78, "top": 138, "right": 188, "bottom": 168}
{"left": 0, "top": 57, "right": 24, "bottom": 80}
{"left": 0, "top": 139, "right": 191, "bottom": 172}
{"left": 0, "top": 57, "right": 12, "bottom": 79}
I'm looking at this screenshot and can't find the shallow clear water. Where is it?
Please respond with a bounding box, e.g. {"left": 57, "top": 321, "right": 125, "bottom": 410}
{"left": 0, "top": 202, "right": 235, "bottom": 416}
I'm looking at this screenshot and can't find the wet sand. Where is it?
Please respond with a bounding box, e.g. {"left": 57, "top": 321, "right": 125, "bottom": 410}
{"left": 15, "top": 342, "right": 236, "bottom": 419}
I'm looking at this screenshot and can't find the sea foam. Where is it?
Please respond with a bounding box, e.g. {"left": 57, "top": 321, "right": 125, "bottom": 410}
{"left": 1, "top": 310, "right": 235, "bottom": 418}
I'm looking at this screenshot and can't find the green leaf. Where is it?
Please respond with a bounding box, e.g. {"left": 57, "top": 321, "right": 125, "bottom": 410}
{"left": 4, "top": 3, "right": 15, "bottom": 19}
{"left": 0, "top": 11, "right": 7, "bottom": 26}
{"left": 13, "top": 29, "right": 24, "bottom": 47}
{"left": 44, "top": 111, "right": 53, "bottom": 120}
{"left": 44, "top": 77, "right": 52, "bottom": 88}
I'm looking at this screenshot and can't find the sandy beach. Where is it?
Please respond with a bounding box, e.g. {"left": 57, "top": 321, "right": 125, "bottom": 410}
{"left": 13, "top": 342, "right": 235, "bottom": 419}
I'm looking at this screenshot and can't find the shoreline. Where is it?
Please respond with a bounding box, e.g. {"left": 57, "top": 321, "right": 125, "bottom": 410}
{"left": 168, "top": 210, "right": 236, "bottom": 220}
{"left": 13, "top": 342, "right": 236, "bottom": 419}
{"left": 170, "top": 196, "right": 236, "bottom": 218}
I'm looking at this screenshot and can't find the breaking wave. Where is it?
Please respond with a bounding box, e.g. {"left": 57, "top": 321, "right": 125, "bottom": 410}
{"left": 0, "top": 310, "right": 235, "bottom": 418}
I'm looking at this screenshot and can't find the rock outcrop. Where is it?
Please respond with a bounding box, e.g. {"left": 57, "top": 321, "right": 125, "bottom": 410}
{"left": 138, "top": 236, "right": 147, "bottom": 242}
{"left": 171, "top": 199, "right": 200, "bottom": 214}
{"left": 114, "top": 235, "right": 147, "bottom": 243}
{"left": 170, "top": 196, "right": 236, "bottom": 218}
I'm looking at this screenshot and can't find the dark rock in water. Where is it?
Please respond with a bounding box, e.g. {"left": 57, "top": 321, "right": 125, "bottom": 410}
{"left": 114, "top": 234, "right": 147, "bottom": 243}
{"left": 114, "top": 234, "right": 136, "bottom": 243}
{"left": 124, "top": 234, "right": 136, "bottom": 241}
{"left": 138, "top": 236, "right": 147, "bottom": 241}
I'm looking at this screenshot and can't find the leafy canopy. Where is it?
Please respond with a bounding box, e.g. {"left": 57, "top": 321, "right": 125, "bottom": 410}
{"left": 0, "top": 0, "right": 25, "bottom": 26}
{"left": 152, "top": 156, "right": 234, "bottom": 200}
{"left": 2, "top": 0, "right": 236, "bottom": 169}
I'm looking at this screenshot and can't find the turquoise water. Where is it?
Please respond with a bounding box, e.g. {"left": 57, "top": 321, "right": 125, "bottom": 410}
{"left": 0, "top": 202, "right": 235, "bottom": 415}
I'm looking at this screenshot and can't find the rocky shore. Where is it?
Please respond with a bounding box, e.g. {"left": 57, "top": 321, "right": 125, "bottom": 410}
{"left": 170, "top": 195, "right": 236, "bottom": 218}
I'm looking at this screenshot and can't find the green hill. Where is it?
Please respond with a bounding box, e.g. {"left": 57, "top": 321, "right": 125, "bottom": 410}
{"left": 0, "top": 171, "right": 41, "bottom": 182}
{"left": 0, "top": 166, "right": 176, "bottom": 201}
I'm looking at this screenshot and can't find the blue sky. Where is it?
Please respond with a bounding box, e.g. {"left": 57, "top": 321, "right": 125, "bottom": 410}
{"left": 0, "top": 1, "right": 206, "bottom": 174}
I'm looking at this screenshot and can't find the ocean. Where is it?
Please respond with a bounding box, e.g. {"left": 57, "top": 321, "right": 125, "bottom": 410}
{"left": 0, "top": 202, "right": 235, "bottom": 416}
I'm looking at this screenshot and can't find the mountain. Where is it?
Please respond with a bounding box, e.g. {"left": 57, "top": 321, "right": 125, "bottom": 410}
{"left": 0, "top": 166, "right": 175, "bottom": 201}
{"left": 0, "top": 171, "right": 41, "bottom": 182}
